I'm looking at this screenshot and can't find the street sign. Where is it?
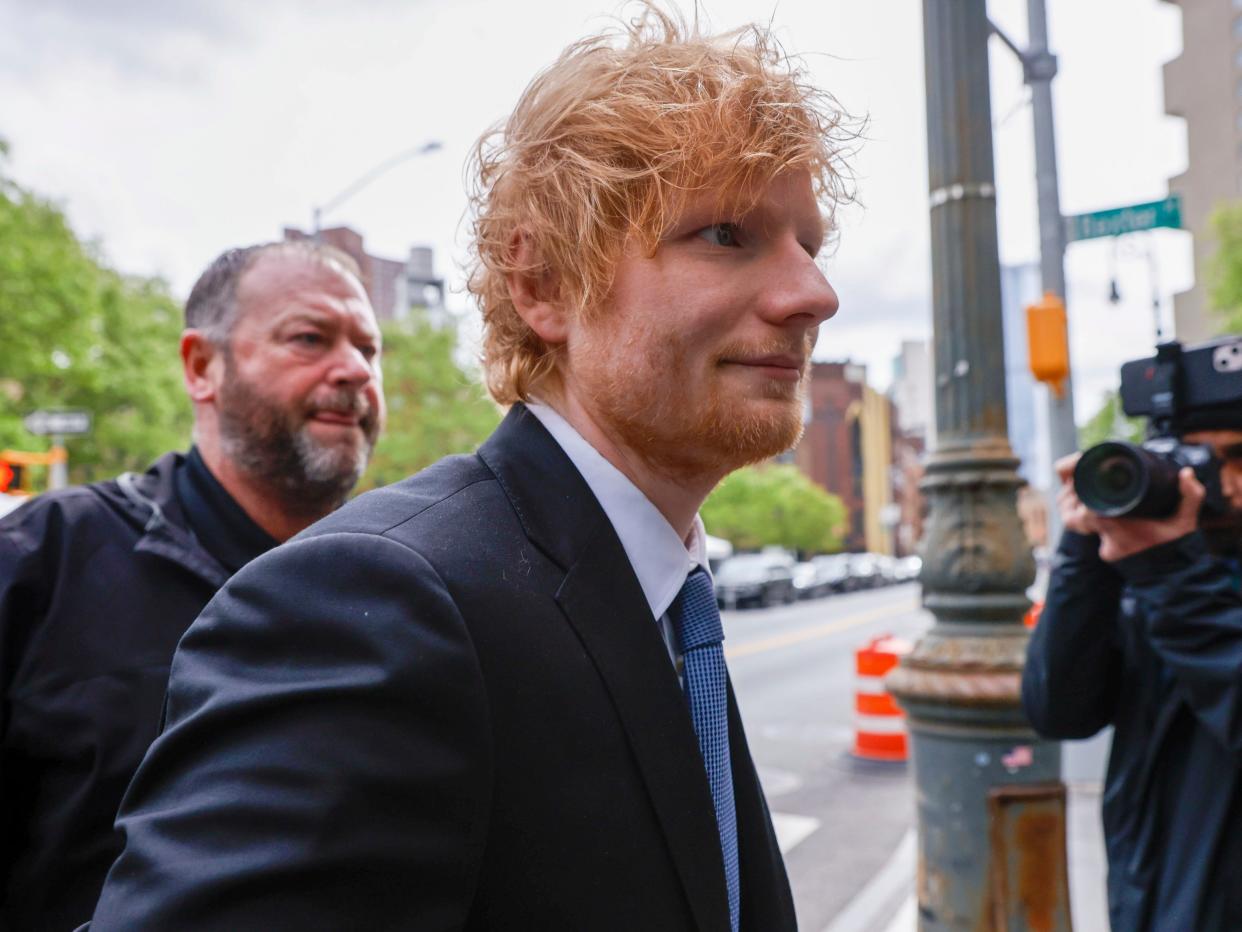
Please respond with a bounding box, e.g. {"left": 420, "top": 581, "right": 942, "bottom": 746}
{"left": 1065, "top": 195, "right": 1182, "bottom": 243}
{"left": 23, "top": 409, "right": 92, "bottom": 436}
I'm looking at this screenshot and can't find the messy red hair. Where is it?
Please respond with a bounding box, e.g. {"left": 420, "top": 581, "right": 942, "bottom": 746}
{"left": 467, "top": 4, "right": 857, "bottom": 405}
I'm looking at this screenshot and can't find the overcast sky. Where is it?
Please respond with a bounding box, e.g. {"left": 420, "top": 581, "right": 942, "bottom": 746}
{"left": 0, "top": 0, "right": 1188, "bottom": 420}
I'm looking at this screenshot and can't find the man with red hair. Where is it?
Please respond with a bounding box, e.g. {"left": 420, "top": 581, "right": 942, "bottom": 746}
{"left": 92, "top": 9, "right": 853, "bottom": 929}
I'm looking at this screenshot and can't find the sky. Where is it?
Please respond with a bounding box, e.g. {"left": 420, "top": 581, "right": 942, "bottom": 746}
{"left": 0, "top": 0, "right": 1189, "bottom": 423}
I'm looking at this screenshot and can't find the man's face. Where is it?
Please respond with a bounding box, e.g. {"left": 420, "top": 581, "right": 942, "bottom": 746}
{"left": 1184, "top": 428, "right": 1242, "bottom": 512}
{"left": 215, "top": 253, "right": 385, "bottom": 509}
{"left": 560, "top": 170, "right": 838, "bottom": 481}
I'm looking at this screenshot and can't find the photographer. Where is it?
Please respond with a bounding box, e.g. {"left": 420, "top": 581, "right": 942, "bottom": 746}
{"left": 1023, "top": 407, "right": 1242, "bottom": 931}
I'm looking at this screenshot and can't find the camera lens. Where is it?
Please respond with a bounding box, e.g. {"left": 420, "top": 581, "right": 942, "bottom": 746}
{"left": 1094, "top": 456, "right": 1140, "bottom": 500}
{"left": 1073, "top": 440, "right": 1182, "bottom": 519}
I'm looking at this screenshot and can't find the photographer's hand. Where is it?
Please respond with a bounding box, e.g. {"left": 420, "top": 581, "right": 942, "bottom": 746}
{"left": 1055, "top": 453, "right": 1099, "bottom": 536}
{"left": 1094, "top": 467, "right": 1205, "bottom": 562}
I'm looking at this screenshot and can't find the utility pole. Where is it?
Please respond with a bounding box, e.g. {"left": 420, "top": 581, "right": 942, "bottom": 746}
{"left": 887, "top": 0, "right": 1071, "bottom": 928}
{"left": 991, "top": 0, "right": 1078, "bottom": 546}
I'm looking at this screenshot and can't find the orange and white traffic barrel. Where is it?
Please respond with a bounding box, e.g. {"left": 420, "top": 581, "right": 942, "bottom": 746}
{"left": 853, "top": 635, "right": 912, "bottom": 762}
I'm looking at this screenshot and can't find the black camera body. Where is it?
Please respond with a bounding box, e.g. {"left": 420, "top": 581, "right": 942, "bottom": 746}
{"left": 1073, "top": 337, "right": 1242, "bottom": 519}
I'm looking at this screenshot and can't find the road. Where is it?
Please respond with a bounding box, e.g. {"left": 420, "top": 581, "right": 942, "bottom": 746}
{"left": 725, "top": 582, "right": 930, "bottom": 932}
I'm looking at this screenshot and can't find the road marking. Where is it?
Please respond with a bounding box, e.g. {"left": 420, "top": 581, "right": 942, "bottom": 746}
{"left": 771, "top": 812, "right": 820, "bottom": 854}
{"left": 756, "top": 766, "right": 802, "bottom": 798}
{"left": 881, "top": 896, "right": 917, "bottom": 932}
{"left": 725, "top": 600, "right": 920, "bottom": 660}
{"left": 820, "top": 828, "right": 915, "bottom": 932}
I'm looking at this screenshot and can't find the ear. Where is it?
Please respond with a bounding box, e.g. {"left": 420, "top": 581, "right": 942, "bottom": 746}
{"left": 504, "top": 231, "right": 568, "bottom": 343}
{"left": 181, "top": 330, "right": 223, "bottom": 403}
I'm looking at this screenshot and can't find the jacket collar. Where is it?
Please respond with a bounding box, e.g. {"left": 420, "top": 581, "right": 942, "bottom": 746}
{"left": 97, "top": 452, "right": 230, "bottom": 589}
{"left": 478, "top": 404, "right": 733, "bottom": 929}
{"left": 477, "top": 404, "right": 610, "bottom": 572}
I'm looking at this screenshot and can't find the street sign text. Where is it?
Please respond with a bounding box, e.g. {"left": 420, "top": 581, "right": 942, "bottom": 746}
{"left": 1065, "top": 195, "right": 1182, "bottom": 243}
{"left": 23, "top": 410, "right": 92, "bottom": 436}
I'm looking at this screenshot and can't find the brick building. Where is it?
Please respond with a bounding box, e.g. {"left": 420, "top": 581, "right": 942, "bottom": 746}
{"left": 793, "top": 362, "right": 902, "bottom": 554}
{"left": 282, "top": 225, "right": 444, "bottom": 323}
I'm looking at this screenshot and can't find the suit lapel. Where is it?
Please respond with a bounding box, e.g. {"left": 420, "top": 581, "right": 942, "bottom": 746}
{"left": 556, "top": 531, "right": 732, "bottom": 932}
{"left": 727, "top": 684, "right": 797, "bottom": 930}
{"left": 479, "top": 405, "right": 732, "bottom": 930}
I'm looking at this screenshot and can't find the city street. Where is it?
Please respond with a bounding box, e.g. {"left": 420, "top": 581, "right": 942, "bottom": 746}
{"left": 725, "top": 582, "right": 929, "bottom": 932}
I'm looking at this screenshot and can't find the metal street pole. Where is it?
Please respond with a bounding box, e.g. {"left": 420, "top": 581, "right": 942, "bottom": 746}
{"left": 992, "top": 0, "right": 1079, "bottom": 547}
{"left": 49, "top": 435, "right": 67, "bottom": 491}
{"left": 887, "top": 0, "right": 1071, "bottom": 928}
{"left": 1027, "top": 0, "right": 1078, "bottom": 548}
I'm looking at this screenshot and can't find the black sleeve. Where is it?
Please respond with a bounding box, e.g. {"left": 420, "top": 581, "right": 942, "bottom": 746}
{"left": 1021, "top": 531, "right": 1125, "bottom": 739}
{"left": 0, "top": 501, "right": 57, "bottom": 893}
{"left": 91, "top": 531, "right": 494, "bottom": 931}
{"left": 1113, "top": 530, "right": 1242, "bottom": 754}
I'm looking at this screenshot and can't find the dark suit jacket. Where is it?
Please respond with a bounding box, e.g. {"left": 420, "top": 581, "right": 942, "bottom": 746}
{"left": 91, "top": 404, "right": 796, "bottom": 931}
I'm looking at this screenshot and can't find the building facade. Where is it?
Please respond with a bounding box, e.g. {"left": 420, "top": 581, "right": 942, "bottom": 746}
{"left": 1162, "top": 0, "right": 1242, "bottom": 342}
{"left": 794, "top": 362, "right": 902, "bottom": 555}
{"left": 283, "top": 226, "right": 445, "bottom": 323}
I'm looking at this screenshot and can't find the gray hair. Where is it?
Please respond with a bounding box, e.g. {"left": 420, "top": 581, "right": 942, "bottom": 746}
{"left": 184, "top": 241, "right": 363, "bottom": 344}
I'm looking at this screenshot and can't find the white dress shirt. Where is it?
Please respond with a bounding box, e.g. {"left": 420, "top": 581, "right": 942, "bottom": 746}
{"left": 527, "top": 402, "right": 710, "bottom": 665}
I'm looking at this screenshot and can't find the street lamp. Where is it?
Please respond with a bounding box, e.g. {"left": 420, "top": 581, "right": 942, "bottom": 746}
{"left": 312, "top": 139, "right": 443, "bottom": 237}
{"left": 885, "top": 0, "right": 1071, "bottom": 928}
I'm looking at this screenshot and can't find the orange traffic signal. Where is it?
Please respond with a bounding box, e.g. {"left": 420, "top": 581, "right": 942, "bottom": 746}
{"left": 1026, "top": 292, "right": 1069, "bottom": 396}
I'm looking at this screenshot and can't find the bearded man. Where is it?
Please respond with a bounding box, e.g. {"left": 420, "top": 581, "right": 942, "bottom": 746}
{"left": 91, "top": 10, "right": 851, "bottom": 930}
{"left": 0, "top": 240, "right": 384, "bottom": 931}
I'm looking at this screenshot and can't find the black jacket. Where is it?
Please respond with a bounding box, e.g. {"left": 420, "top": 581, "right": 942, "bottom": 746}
{"left": 0, "top": 454, "right": 230, "bottom": 931}
{"left": 92, "top": 405, "right": 795, "bottom": 931}
{"left": 1022, "top": 530, "right": 1242, "bottom": 932}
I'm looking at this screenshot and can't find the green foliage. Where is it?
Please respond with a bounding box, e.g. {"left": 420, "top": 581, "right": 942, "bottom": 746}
{"left": 1078, "top": 390, "right": 1144, "bottom": 450}
{"left": 701, "top": 464, "right": 847, "bottom": 554}
{"left": 359, "top": 313, "right": 501, "bottom": 490}
{"left": 0, "top": 145, "right": 190, "bottom": 484}
{"left": 1209, "top": 201, "right": 1242, "bottom": 333}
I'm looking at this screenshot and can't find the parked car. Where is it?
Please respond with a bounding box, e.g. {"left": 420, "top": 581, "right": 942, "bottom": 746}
{"left": 846, "top": 552, "right": 884, "bottom": 590}
{"left": 810, "top": 553, "right": 852, "bottom": 593}
{"left": 792, "top": 561, "right": 826, "bottom": 600}
{"left": 714, "top": 553, "right": 797, "bottom": 609}
{"left": 895, "top": 555, "right": 923, "bottom": 583}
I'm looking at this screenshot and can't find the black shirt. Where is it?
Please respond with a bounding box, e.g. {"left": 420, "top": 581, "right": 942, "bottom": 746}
{"left": 174, "top": 447, "right": 278, "bottom": 574}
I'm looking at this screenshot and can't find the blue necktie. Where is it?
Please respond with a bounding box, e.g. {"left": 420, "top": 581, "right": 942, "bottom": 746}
{"left": 669, "top": 568, "right": 740, "bottom": 932}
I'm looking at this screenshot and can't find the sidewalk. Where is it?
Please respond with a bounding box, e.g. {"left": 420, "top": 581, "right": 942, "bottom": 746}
{"left": 822, "top": 779, "right": 1109, "bottom": 931}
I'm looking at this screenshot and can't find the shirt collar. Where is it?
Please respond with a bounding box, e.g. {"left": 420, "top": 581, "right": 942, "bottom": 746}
{"left": 527, "top": 401, "right": 708, "bottom": 620}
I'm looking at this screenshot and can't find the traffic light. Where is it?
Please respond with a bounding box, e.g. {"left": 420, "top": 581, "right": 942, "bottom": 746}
{"left": 0, "top": 460, "right": 21, "bottom": 494}
{"left": 1026, "top": 292, "right": 1069, "bottom": 397}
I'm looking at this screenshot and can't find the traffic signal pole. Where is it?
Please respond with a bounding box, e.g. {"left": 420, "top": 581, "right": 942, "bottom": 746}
{"left": 887, "top": 0, "right": 1072, "bottom": 927}
{"left": 991, "top": 0, "right": 1079, "bottom": 547}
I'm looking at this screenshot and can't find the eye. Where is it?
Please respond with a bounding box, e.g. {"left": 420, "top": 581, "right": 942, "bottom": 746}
{"left": 292, "top": 332, "right": 324, "bottom": 347}
{"left": 696, "top": 223, "right": 742, "bottom": 248}
{"left": 357, "top": 343, "right": 379, "bottom": 361}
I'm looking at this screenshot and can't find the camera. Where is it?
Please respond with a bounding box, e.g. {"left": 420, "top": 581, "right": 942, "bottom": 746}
{"left": 1073, "top": 337, "right": 1242, "bottom": 519}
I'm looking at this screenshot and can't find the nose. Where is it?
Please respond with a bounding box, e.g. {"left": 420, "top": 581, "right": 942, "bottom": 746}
{"left": 756, "top": 243, "right": 840, "bottom": 330}
{"left": 326, "top": 340, "right": 377, "bottom": 389}
{"left": 1224, "top": 464, "right": 1242, "bottom": 505}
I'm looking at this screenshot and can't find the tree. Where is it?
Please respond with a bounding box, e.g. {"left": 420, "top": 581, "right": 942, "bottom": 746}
{"left": 0, "top": 140, "right": 190, "bottom": 484}
{"left": 1208, "top": 201, "right": 1242, "bottom": 333}
{"left": 701, "top": 464, "right": 847, "bottom": 554}
{"left": 358, "top": 312, "right": 501, "bottom": 490}
{"left": 1078, "top": 390, "right": 1145, "bottom": 451}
